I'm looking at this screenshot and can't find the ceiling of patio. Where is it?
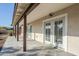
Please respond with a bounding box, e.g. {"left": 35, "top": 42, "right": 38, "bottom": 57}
{"left": 27, "top": 3, "right": 74, "bottom": 23}
{"left": 13, "top": 3, "right": 74, "bottom": 25}
{"left": 13, "top": 3, "right": 30, "bottom": 25}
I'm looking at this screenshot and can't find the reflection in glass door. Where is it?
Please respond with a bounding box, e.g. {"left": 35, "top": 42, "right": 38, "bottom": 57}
{"left": 54, "top": 20, "right": 63, "bottom": 48}
{"left": 44, "top": 22, "right": 51, "bottom": 42}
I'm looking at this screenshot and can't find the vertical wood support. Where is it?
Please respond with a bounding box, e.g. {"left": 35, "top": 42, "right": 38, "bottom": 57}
{"left": 17, "top": 23, "right": 19, "bottom": 41}
{"left": 23, "top": 14, "right": 27, "bottom": 51}
{"left": 15, "top": 25, "right": 16, "bottom": 37}
{"left": 13, "top": 26, "right": 14, "bottom": 36}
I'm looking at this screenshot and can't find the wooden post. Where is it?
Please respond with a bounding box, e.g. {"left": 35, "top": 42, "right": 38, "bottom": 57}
{"left": 15, "top": 25, "right": 16, "bottom": 38}
{"left": 23, "top": 14, "right": 27, "bottom": 51}
{"left": 13, "top": 26, "right": 14, "bottom": 36}
{"left": 17, "top": 23, "right": 19, "bottom": 41}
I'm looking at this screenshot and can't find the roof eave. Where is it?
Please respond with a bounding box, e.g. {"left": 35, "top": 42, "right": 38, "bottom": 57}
{"left": 12, "top": 3, "right": 39, "bottom": 26}
{"left": 12, "top": 3, "right": 18, "bottom": 26}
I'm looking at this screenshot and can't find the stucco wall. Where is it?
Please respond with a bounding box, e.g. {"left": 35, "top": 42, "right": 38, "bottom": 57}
{"left": 19, "top": 19, "right": 23, "bottom": 40}
{"left": 67, "top": 4, "right": 79, "bottom": 55}
{"left": 30, "top": 19, "right": 43, "bottom": 43}
{"left": 29, "top": 4, "right": 79, "bottom": 55}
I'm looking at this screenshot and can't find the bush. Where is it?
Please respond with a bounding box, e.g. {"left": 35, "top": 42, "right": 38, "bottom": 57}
{"left": 0, "top": 29, "right": 8, "bottom": 34}
{"left": 8, "top": 30, "right": 14, "bottom": 36}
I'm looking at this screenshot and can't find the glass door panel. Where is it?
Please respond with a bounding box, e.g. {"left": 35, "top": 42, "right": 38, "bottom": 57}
{"left": 44, "top": 22, "right": 51, "bottom": 42}
{"left": 54, "top": 20, "right": 63, "bottom": 48}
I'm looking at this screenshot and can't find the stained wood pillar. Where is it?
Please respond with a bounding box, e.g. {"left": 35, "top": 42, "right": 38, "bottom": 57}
{"left": 23, "top": 14, "right": 27, "bottom": 51}
{"left": 13, "top": 26, "right": 14, "bottom": 36}
{"left": 15, "top": 25, "right": 16, "bottom": 38}
{"left": 17, "top": 23, "right": 19, "bottom": 41}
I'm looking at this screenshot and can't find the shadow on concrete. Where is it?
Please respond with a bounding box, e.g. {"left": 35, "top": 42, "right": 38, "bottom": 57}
{"left": 0, "top": 48, "right": 2, "bottom": 51}
{"left": 15, "top": 47, "right": 63, "bottom": 56}
{"left": 0, "top": 47, "right": 20, "bottom": 55}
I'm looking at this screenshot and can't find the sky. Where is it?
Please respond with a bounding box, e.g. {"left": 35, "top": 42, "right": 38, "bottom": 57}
{"left": 0, "top": 3, "right": 14, "bottom": 27}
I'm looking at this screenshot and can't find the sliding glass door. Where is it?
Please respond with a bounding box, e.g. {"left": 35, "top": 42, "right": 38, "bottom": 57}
{"left": 43, "top": 15, "right": 67, "bottom": 50}
{"left": 54, "top": 20, "right": 63, "bottom": 48}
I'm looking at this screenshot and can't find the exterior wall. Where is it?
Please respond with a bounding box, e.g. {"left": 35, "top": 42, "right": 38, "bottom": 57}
{"left": 29, "top": 4, "right": 79, "bottom": 55}
{"left": 19, "top": 19, "right": 24, "bottom": 40}
{"left": 54, "top": 4, "right": 79, "bottom": 55}
{"left": 29, "top": 19, "right": 43, "bottom": 43}
{"left": 67, "top": 5, "right": 79, "bottom": 55}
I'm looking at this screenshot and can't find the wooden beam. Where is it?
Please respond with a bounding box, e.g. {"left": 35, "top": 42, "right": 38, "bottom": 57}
{"left": 17, "top": 23, "right": 19, "bottom": 41}
{"left": 16, "top": 3, "right": 39, "bottom": 25}
{"left": 14, "top": 25, "right": 16, "bottom": 37}
{"left": 23, "top": 14, "right": 27, "bottom": 51}
{"left": 15, "top": 25, "right": 17, "bottom": 38}
{"left": 26, "top": 3, "right": 39, "bottom": 15}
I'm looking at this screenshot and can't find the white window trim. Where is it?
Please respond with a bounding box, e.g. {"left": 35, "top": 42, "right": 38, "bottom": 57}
{"left": 42, "top": 13, "right": 68, "bottom": 51}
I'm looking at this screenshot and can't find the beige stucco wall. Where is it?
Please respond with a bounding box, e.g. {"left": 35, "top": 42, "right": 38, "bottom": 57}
{"left": 29, "top": 19, "right": 43, "bottom": 43}
{"left": 19, "top": 19, "right": 24, "bottom": 40}
{"left": 67, "top": 5, "right": 79, "bottom": 55}
{"left": 29, "top": 4, "right": 79, "bottom": 55}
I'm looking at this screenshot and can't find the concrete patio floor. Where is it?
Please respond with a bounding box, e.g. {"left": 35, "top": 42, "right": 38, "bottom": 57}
{"left": 0, "top": 36, "right": 75, "bottom": 56}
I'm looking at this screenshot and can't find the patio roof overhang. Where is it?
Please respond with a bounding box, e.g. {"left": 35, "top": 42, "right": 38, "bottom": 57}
{"left": 12, "top": 3, "right": 30, "bottom": 26}
{"left": 12, "top": 3, "right": 74, "bottom": 26}
{"left": 12, "top": 3, "right": 39, "bottom": 26}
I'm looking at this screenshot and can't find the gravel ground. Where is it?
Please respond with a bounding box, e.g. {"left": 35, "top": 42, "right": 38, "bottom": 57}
{"left": 0, "top": 36, "right": 75, "bottom": 56}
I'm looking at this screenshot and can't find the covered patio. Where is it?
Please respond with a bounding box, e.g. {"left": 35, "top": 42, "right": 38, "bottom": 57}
{"left": 12, "top": 3, "right": 74, "bottom": 52}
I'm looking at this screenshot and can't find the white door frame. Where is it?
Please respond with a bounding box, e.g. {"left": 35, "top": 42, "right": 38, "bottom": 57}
{"left": 43, "top": 21, "right": 53, "bottom": 44}
{"left": 42, "top": 13, "right": 68, "bottom": 51}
